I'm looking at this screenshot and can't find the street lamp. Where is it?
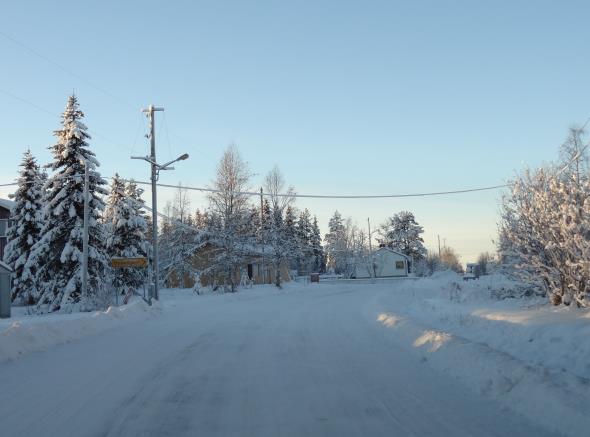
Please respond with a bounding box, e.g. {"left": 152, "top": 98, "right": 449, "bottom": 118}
{"left": 130, "top": 104, "right": 189, "bottom": 302}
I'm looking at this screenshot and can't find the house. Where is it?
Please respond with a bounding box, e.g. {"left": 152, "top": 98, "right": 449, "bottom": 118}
{"left": 0, "top": 199, "right": 14, "bottom": 262}
{"left": 166, "top": 241, "right": 291, "bottom": 289}
{"left": 351, "top": 247, "right": 409, "bottom": 278}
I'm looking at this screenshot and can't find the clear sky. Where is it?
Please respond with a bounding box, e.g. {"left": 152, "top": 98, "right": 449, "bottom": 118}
{"left": 2, "top": 0, "right": 590, "bottom": 263}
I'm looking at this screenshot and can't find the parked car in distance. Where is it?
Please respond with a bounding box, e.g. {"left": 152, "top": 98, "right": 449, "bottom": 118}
{"left": 463, "top": 263, "right": 481, "bottom": 281}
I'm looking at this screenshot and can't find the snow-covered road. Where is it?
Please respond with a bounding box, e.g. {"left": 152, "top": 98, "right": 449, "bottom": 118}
{"left": 0, "top": 285, "right": 556, "bottom": 437}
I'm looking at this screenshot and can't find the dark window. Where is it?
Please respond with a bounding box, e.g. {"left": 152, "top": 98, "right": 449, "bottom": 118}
{"left": 395, "top": 261, "right": 405, "bottom": 270}
{"left": 247, "top": 263, "right": 253, "bottom": 280}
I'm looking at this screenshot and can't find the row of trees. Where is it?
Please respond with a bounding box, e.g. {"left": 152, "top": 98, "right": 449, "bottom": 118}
{"left": 158, "top": 149, "right": 326, "bottom": 291}
{"left": 499, "top": 127, "right": 590, "bottom": 307}
{"left": 324, "top": 210, "right": 433, "bottom": 275}
{"left": 4, "top": 96, "right": 149, "bottom": 311}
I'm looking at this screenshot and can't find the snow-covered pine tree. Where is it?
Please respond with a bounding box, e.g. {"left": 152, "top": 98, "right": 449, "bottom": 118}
{"left": 104, "top": 175, "right": 149, "bottom": 295}
{"left": 28, "top": 95, "right": 109, "bottom": 312}
{"left": 378, "top": 211, "right": 427, "bottom": 270}
{"left": 3, "top": 151, "right": 45, "bottom": 305}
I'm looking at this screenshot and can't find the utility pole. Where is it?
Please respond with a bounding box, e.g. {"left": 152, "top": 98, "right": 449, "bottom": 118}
{"left": 145, "top": 105, "right": 164, "bottom": 301}
{"left": 367, "top": 217, "right": 372, "bottom": 252}
{"left": 260, "top": 187, "right": 265, "bottom": 284}
{"left": 132, "top": 105, "right": 188, "bottom": 303}
{"left": 368, "top": 217, "right": 376, "bottom": 278}
{"left": 81, "top": 159, "right": 89, "bottom": 306}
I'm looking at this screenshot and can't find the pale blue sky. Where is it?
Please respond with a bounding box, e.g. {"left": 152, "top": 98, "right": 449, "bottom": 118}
{"left": 2, "top": 0, "right": 590, "bottom": 262}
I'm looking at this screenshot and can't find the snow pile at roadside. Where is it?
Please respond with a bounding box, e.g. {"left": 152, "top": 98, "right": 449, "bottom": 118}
{"left": 0, "top": 298, "right": 161, "bottom": 363}
{"left": 369, "top": 275, "right": 590, "bottom": 437}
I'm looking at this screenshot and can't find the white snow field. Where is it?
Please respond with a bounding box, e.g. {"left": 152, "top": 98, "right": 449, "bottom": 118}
{"left": 0, "top": 278, "right": 587, "bottom": 437}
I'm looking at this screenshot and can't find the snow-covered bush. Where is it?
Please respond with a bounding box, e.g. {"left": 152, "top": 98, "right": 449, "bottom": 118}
{"left": 500, "top": 168, "right": 590, "bottom": 307}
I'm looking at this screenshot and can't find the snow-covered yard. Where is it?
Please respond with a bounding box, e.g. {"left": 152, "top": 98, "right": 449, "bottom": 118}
{"left": 0, "top": 277, "right": 587, "bottom": 436}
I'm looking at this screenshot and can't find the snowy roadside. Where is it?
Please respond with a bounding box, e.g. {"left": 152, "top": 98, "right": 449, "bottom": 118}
{"left": 0, "top": 297, "right": 162, "bottom": 363}
{"left": 365, "top": 272, "right": 590, "bottom": 437}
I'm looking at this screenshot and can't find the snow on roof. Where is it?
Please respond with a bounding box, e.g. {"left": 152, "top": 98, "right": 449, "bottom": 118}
{"left": 0, "top": 260, "right": 13, "bottom": 272}
{"left": 0, "top": 198, "right": 14, "bottom": 211}
{"left": 375, "top": 247, "right": 411, "bottom": 259}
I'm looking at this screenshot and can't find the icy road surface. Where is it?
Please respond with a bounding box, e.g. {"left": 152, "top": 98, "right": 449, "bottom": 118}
{"left": 0, "top": 285, "right": 556, "bottom": 437}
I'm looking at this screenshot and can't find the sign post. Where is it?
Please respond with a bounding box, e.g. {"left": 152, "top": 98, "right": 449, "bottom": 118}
{"left": 110, "top": 257, "right": 149, "bottom": 305}
{"left": 110, "top": 257, "right": 149, "bottom": 269}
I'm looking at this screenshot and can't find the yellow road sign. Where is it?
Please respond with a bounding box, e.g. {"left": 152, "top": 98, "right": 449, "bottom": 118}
{"left": 110, "top": 257, "right": 148, "bottom": 268}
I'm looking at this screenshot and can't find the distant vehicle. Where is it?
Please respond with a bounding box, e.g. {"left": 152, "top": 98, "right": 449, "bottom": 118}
{"left": 463, "top": 263, "right": 481, "bottom": 281}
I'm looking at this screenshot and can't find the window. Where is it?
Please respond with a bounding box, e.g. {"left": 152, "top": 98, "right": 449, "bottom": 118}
{"left": 395, "top": 261, "right": 405, "bottom": 270}
{"left": 0, "top": 219, "right": 7, "bottom": 237}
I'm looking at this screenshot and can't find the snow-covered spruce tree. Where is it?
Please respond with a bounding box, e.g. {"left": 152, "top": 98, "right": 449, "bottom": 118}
{"left": 104, "top": 175, "right": 149, "bottom": 295}
{"left": 28, "top": 95, "right": 109, "bottom": 312}
{"left": 3, "top": 151, "right": 44, "bottom": 305}
{"left": 378, "top": 211, "right": 426, "bottom": 271}
{"left": 283, "top": 205, "right": 300, "bottom": 270}
{"left": 295, "top": 208, "right": 313, "bottom": 274}
{"left": 311, "top": 215, "right": 325, "bottom": 273}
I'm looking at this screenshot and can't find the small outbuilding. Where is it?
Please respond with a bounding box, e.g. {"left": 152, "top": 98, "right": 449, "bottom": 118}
{"left": 351, "top": 247, "right": 410, "bottom": 279}
{"left": 0, "top": 260, "right": 13, "bottom": 318}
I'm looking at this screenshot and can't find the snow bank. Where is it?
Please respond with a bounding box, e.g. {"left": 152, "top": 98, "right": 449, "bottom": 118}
{"left": 368, "top": 275, "right": 590, "bottom": 437}
{"left": 0, "top": 298, "right": 161, "bottom": 363}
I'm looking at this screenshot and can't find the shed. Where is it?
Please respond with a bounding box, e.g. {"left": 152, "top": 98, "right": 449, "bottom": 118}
{"left": 0, "top": 260, "right": 12, "bottom": 318}
{"left": 351, "top": 248, "right": 409, "bottom": 278}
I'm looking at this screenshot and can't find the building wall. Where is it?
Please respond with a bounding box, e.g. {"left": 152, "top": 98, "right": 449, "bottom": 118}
{"left": 375, "top": 250, "right": 408, "bottom": 277}
{"left": 166, "top": 245, "right": 290, "bottom": 289}
{"left": 352, "top": 249, "right": 409, "bottom": 278}
{"left": 0, "top": 206, "right": 12, "bottom": 262}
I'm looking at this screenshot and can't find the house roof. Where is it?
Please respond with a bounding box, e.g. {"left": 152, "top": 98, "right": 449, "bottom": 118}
{"left": 375, "top": 247, "right": 411, "bottom": 260}
{"left": 0, "top": 198, "right": 14, "bottom": 211}
{"left": 0, "top": 260, "right": 13, "bottom": 272}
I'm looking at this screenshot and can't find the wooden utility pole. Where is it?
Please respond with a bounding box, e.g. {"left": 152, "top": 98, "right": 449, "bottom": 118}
{"left": 367, "top": 217, "right": 372, "bottom": 252}
{"left": 260, "top": 187, "right": 265, "bottom": 284}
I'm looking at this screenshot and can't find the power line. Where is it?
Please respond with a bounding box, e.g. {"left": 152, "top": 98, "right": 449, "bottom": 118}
{"left": 0, "top": 30, "right": 137, "bottom": 111}
{"left": 0, "top": 87, "right": 130, "bottom": 150}
{"left": 2, "top": 178, "right": 509, "bottom": 199}
{"left": 127, "top": 180, "right": 508, "bottom": 199}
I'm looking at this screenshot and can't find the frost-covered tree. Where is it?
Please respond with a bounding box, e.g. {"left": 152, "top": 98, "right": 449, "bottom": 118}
{"left": 263, "top": 165, "right": 296, "bottom": 287}
{"left": 207, "top": 144, "right": 253, "bottom": 292}
{"left": 159, "top": 185, "right": 202, "bottom": 288}
{"left": 440, "top": 246, "right": 463, "bottom": 274}
{"left": 500, "top": 167, "right": 590, "bottom": 307}
{"left": 378, "top": 211, "right": 426, "bottom": 269}
{"left": 3, "top": 151, "right": 44, "bottom": 305}
{"left": 104, "top": 175, "right": 149, "bottom": 295}
{"left": 27, "top": 95, "right": 109, "bottom": 312}
{"left": 324, "top": 211, "right": 347, "bottom": 273}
